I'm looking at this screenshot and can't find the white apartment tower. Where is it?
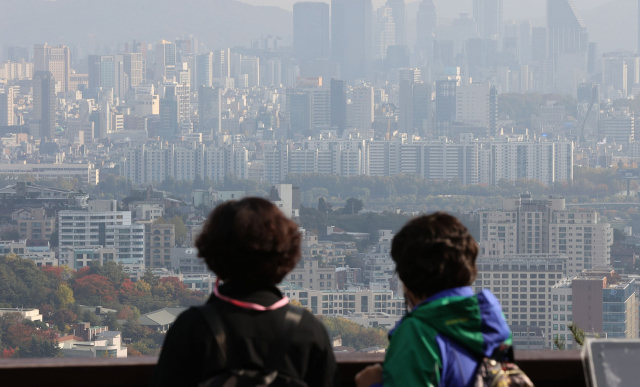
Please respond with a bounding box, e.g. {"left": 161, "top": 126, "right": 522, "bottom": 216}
{"left": 350, "top": 86, "right": 374, "bottom": 131}
{"left": 58, "top": 200, "right": 145, "bottom": 273}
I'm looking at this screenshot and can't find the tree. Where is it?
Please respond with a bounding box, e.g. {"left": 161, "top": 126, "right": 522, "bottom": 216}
{"left": 103, "top": 312, "right": 123, "bottom": 332}
{"left": 319, "top": 316, "right": 387, "bottom": 350}
{"left": 342, "top": 198, "right": 364, "bottom": 215}
{"left": 0, "top": 230, "right": 20, "bottom": 241}
{"left": 81, "top": 309, "right": 102, "bottom": 327}
{"left": 568, "top": 323, "right": 586, "bottom": 347}
{"left": 318, "top": 197, "right": 328, "bottom": 213}
{"left": 155, "top": 216, "right": 189, "bottom": 245}
{"left": 92, "top": 261, "right": 127, "bottom": 287}
{"left": 72, "top": 274, "right": 117, "bottom": 305}
{"left": 55, "top": 284, "right": 75, "bottom": 309}
{"left": 169, "top": 216, "right": 189, "bottom": 246}
{"left": 614, "top": 228, "right": 627, "bottom": 243}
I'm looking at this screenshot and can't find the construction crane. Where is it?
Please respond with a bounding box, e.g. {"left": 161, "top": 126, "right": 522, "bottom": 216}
{"left": 579, "top": 86, "right": 598, "bottom": 143}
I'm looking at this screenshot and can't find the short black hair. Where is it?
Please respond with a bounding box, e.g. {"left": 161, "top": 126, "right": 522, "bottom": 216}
{"left": 391, "top": 212, "right": 478, "bottom": 299}
{"left": 196, "top": 197, "right": 301, "bottom": 284}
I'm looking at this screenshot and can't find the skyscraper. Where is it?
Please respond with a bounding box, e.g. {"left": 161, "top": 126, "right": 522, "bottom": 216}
{"left": 374, "top": 7, "right": 396, "bottom": 60}
{"left": 350, "top": 86, "right": 374, "bottom": 130}
{"left": 435, "top": 79, "right": 456, "bottom": 137}
{"left": 531, "top": 27, "right": 548, "bottom": 62}
{"left": 87, "top": 55, "right": 126, "bottom": 98}
{"left": 385, "top": 0, "right": 406, "bottom": 46}
{"left": 123, "top": 53, "right": 143, "bottom": 89}
{"left": 155, "top": 40, "right": 177, "bottom": 81}
{"left": 331, "top": 0, "right": 373, "bottom": 82}
{"left": 0, "top": 88, "right": 14, "bottom": 126}
{"left": 288, "top": 91, "right": 314, "bottom": 135}
{"left": 489, "top": 86, "right": 498, "bottom": 136}
{"left": 519, "top": 21, "right": 532, "bottom": 65}
{"left": 293, "top": 2, "right": 330, "bottom": 64}
{"left": 416, "top": 0, "right": 437, "bottom": 61}
{"left": 330, "top": 79, "right": 347, "bottom": 131}
{"left": 33, "top": 44, "right": 71, "bottom": 92}
{"left": 547, "top": 0, "right": 588, "bottom": 66}
{"left": 213, "top": 49, "right": 231, "bottom": 79}
{"left": 33, "top": 71, "right": 56, "bottom": 140}
{"left": 196, "top": 53, "right": 214, "bottom": 87}
{"left": 198, "top": 86, "right": 221, "bottom": 137}
{"left": 473, "top": 0, "right": 503, "bottom": 40}
{"left": 398, "top": 68, "right": 420, "bottom": 134}
{"left": 413, "top": 82, "right": 432, "bottom": 137}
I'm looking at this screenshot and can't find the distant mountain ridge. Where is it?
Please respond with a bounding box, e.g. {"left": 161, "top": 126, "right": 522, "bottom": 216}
{"left": 0, "top": 0, "right": 292, "bottom": 51}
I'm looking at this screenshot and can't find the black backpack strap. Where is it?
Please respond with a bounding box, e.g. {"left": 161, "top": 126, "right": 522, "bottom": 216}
{"left": 264, "top": 305, "right": 304, "bottom": 373}
{"left": 196, "top": 304, "right": 228, "bottom": 366}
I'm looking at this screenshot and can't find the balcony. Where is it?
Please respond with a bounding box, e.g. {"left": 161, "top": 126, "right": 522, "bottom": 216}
{"left": 0, "top": 350, "right": 585, "bottom": 387}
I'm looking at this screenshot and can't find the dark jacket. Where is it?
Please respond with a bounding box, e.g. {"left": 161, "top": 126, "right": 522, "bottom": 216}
{"left": 151, "top": 281, "right": 339, "bottom": 387}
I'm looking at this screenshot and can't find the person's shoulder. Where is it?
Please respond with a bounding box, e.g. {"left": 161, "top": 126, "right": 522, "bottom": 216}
{"left": 167, "top": 305, "right": 211, "bottom": 335}
{"left": 293, "top": 307, "right": 329, "bottom": 340}
{"left": 391, "top": 315, "right": 435, "bottom": 342}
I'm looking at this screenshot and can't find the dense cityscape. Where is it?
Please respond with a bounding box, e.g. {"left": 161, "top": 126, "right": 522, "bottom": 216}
{"left": 1, "top": 0, "right": 640, "bottom": 368}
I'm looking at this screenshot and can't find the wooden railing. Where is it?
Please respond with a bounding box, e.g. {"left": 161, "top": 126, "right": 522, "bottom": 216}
{"left": 0, "top": 350, "right": 585, "bottom": 387}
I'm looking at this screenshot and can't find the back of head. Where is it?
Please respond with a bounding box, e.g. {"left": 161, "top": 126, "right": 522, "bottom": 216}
{"left": 391, "top": 212, "right": 478, "bottom": 299}
{"left": 196, "top": 197, "right": 301, "bottom": 285}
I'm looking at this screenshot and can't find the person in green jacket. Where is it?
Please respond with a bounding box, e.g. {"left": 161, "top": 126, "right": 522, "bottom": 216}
{"left": 356, "top": 212, "right": 511, "bottom": 387}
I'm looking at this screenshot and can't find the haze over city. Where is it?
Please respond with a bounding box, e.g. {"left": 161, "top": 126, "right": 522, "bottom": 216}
{"left": 2, "top": 0, "right": 640, "bottom": 385}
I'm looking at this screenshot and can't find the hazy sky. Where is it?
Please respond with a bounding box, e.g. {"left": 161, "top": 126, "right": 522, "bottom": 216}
{"left": 242, "top": 0, "right": 612, "bottom": 19}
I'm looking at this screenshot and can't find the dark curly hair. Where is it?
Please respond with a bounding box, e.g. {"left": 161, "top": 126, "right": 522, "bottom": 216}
{"left": 391, "top": 212, "right": 478, "bottom": 299}
{"left": 196, "top": 197, "right": 301, "bottom": 284}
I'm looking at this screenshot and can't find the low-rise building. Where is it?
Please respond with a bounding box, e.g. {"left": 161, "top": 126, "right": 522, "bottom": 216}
{"left": 59, "top": 326, "right": 127, "bottom": 358}
{"left": 14, "top": 208, "right": 56, "bottom": 241}
{"left": 286, "top": 259, "right": 337, "bottom": 290}
{"left": 138, "top": 307, "right": 187, "bottom": 332}
{"left": 0, "top": 308, "right": 42, "bottom": 321}
{"left": 145, "top": 222, "right": 175, "bottom": 268}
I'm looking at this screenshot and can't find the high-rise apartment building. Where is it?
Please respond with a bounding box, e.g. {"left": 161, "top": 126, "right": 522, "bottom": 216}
{"left": 331, "top": 0, "right": 373, "bottom": 82}
{"left": 475, "top": 253, "right": 567, "bottom": 330}
{"left": 350, "top": 86, "right": 374, "bottom": 131}
{"left": 479, "top": 194, "right": 611, "bottom": 276}
{"left": 330, "top": 79, "right": 347, "bottom": 131}
{"left": 32, "top": 71, "right": 56, "bottom": 140}
{"left": 0, "top": 87, "right": 14, "bottom": 126}
{"left": 293, "top": 2, "right": 331, "bottom": 64}
{"left": 33, "top": 44, "right": 70, "bottom": 92}
{"left": 198, "top": 86, "right": 221, "bottom": 137}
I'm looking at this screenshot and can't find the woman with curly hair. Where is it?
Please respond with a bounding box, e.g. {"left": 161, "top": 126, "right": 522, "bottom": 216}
{"left": 152, "top": 198, "right": 338, "bottom": 387}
